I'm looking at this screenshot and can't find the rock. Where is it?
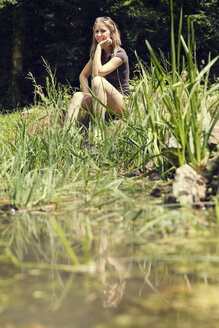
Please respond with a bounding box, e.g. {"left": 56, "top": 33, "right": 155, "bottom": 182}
{"left": 205, "top": 155, "right": 219, "bottom": 178}
{"left": 162, "top": 136, "right": 180, "bottom": 167}
{"left": 164, "top": 195, "right": 178, "bottom": 204}
{"left": 210, "top": 123, "right": 219, "bottom": 145}
{"left": 204, "top": 155, "right": 219, "bottom": 196}
{"left": 173, "top": 164, "right": 207, "bottom": 205}
{"left": 149, "top": 172, "right": 161, "bottom": 181}
{"left": 198, "top": 107, "right": 219, "bottom": 145}
{"left": 167, "top": 136, "right": 178, "bottom": 148}
{"left": 150, "top": 187, "right": 162, "bottom": 197}
{"left": 144, "top": 159, "right": 154, "bottom": 172}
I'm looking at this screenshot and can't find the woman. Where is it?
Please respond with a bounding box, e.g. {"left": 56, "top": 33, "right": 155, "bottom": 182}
{"left": 66, "top": 16, "right": 130, "bottom": 126}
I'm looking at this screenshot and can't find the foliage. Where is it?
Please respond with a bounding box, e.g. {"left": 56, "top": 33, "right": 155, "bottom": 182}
{"left": 0, "top": 0, "right": 218, "bottom": 109}
{"left": 0, "top": 1, "right": 218, "bottom": 209}
{"left": 142, "top": 2, "right": 219, "bottom": 167}
{"left": 0, "top": 0, "right": 17, "bottom": 8}
{"left": 0, "top": 58, "right": 218, "bottom": 208}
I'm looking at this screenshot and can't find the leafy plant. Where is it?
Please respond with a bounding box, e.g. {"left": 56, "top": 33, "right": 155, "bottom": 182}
{"left": 142, "top": 0, "right": 218, "bottom": 168}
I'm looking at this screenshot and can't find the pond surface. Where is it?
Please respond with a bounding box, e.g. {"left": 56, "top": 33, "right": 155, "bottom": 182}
{"left": 0, "top": 191, "right": 219, "bottom": 328}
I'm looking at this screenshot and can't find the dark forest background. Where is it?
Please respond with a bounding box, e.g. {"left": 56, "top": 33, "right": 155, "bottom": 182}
{"left": 0, "top": 0, "right": 218, "bottom": 111}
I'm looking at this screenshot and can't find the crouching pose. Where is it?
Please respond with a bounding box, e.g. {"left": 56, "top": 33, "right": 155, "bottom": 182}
{"left": 66, "top": 16, "right": 130, "bottom": 127}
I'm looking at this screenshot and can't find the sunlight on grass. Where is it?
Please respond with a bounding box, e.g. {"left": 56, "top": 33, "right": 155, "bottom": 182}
{"left": 0, "top": 1, "right": 218, "bottom": 209}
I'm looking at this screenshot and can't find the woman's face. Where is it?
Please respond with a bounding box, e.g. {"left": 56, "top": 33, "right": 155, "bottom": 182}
{"left": 94, "top": 22, "right": 111, "bottom": 43}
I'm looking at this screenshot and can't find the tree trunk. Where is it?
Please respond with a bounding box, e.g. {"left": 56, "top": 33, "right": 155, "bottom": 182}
{"left": 11, "top": 6, "right": 25, "bottom": 107}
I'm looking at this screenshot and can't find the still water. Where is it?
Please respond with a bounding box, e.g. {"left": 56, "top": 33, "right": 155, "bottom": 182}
{"left": 0, "top": 195, "right": 219, "bottom": 328}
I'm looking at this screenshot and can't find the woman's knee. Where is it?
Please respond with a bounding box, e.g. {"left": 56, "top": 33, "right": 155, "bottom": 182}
{"left": 70, "top": 92, "right": 84, "bottom": 104}
{"left": 92, "top": 76, "right": 105, "bottom": 92}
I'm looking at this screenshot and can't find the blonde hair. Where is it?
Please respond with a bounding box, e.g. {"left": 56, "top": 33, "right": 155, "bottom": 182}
{"left": 90, "top": 17, "right": 121, "bottom": 58}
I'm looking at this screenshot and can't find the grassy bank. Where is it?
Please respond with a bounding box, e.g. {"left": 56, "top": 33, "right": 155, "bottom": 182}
{"left": 0, "top": 3, "right": 218, "bottom": 211}
{"left": 0, "top": 78, "right": 217, "bottom": 210}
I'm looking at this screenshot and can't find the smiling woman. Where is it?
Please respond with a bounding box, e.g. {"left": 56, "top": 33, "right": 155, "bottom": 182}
{"left": 65, "top": 16, "right": 130, "bottom": 127}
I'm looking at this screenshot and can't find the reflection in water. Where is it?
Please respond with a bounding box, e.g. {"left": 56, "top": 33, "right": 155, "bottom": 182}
{"left": 98, "top": 230, "right": 132, "bottom": 308}
{"left": 1, "top": 209, "right": 219, "bottom": 327}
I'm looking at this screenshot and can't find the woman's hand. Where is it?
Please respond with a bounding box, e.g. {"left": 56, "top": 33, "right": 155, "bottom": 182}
{"left": 93, "top": 38, "right": 114, "bottom": 77}
{"left": 98, "top": 38, "right": 112, "bottom": 48}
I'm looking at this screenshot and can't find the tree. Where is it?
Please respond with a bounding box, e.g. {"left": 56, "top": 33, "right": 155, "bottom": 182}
{"left": 10, "top": 4, "right": 26, "bottom": 107}
{"left": 0, "top": 0, "right": 218, "bottom": 110}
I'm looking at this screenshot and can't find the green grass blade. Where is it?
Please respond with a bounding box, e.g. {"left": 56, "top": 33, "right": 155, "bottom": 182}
{"left": 51, "top": 218, "right": 79, "bottom": 265}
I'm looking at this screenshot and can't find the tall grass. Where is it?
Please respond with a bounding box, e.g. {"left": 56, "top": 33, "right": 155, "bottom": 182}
{"left": 138, "top": 1, "right": 219, "bottom": 168}
{"left": 0, "top": 2, "right": 218, "bottom": 208}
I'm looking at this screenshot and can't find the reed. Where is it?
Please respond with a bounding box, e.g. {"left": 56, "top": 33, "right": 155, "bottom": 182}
{"left": 0, "top": 2, "right": 218, "bottom": 208}
{"left": 142, "top": 0, "right": 218, "bottom": 168}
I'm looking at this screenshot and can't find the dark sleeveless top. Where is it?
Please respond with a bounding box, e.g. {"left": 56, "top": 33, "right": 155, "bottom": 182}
{"left": 101, "top": 47, "right": 130, "bottom": 96}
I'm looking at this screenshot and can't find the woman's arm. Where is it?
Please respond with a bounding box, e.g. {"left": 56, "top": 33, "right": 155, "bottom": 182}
{"left": 92, "top": 44, "right": 102, "bottom": 77}
{"left": 93, "top": 42, "right": 123, "bottom": 78}
{"left": 79, "top": 59, "right": 92, "bottom": 93}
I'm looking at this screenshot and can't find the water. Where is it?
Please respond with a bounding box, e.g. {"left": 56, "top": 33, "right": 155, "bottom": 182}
{"left": 0, "top": 197, "right": 219, "bottom": 328}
